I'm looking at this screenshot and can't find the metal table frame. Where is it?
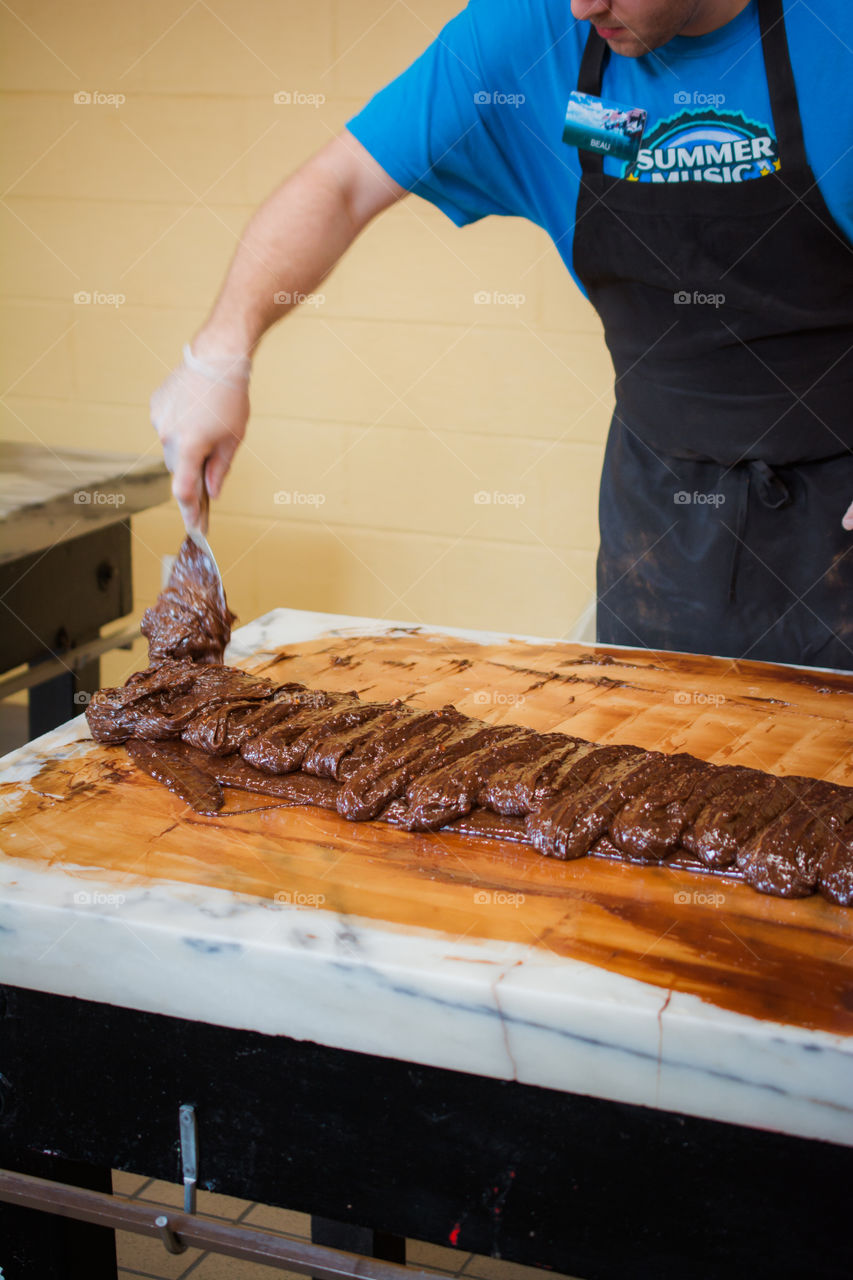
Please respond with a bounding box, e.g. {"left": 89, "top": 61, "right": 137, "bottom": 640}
{"left": 0, "top": 522, "right": 134, "bottom": 740}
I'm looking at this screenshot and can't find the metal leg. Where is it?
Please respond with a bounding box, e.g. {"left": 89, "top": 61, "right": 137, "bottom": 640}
{"left": 0, "top": 1149, "right": 117, "bottom": 1280}
{"left": 311, "top": 1216, "right": 406, "bottom": 1278}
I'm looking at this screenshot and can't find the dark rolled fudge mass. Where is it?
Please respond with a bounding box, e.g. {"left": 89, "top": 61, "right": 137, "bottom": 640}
{"left": 141, "top": 538, "right": 235, "bottom": 666}
{"left": 84, "top": 540, "right": 853, "bottom": 908}
{"left": 87, "top": 662, "right": 853, "bottom": 907}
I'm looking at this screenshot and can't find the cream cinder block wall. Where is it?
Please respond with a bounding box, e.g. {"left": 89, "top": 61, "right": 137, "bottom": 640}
{"left": 0, "top": 0, "right": 613, "bottom": 687}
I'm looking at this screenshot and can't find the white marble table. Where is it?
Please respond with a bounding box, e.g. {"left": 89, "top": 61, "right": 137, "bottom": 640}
{"left": 2, "top": 607, "right": 852, "bottom": 1156}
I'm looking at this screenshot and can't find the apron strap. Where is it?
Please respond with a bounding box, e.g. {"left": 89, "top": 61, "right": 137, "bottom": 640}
{"left": 577, "top": 20, "right": 606, "bottom": 97}
{"left": 727, "top": 459, "right": 792, "bottom": 602}
{"left": 759, "top": 0, "right": 810, "bottom": 179}
{"left": 576, "top": 24, "right": 607, "bottom": 175}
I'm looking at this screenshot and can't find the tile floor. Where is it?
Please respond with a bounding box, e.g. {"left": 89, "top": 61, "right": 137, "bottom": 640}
{"left": 111, "top": 1172, "right": 581, "bottom": 1280}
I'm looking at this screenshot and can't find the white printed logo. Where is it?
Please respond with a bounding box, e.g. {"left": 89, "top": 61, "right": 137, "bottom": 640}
{"left": 627, "top": 110, "right": 779, "bottom": 184}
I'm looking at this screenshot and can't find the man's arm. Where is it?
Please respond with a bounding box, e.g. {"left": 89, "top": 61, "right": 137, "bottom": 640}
{"left": 150, "top": 130, "right": 406, "bottom": 529}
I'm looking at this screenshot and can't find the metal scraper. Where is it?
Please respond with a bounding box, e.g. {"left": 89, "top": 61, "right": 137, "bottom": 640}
{"left": 187, "top": 478, "right": 226, "bottom": 610}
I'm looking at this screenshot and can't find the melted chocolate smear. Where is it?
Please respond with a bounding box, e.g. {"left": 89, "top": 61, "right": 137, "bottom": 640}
{"left": 125, "top": 739, "right": 224, "bottom": 814}
{"left": 125, "top": 738, "right": 341, "bottom": 815}
{"left": 85, "top": 537, "right": 853, "bottom": 908}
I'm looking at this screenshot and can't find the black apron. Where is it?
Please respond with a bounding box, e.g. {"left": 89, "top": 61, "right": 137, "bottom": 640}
{"left": 572, "top": 0, "right": 853, "bottom": 669}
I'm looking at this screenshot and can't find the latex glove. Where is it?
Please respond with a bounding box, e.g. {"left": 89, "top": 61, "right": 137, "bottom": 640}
{"left": 150, "top": 343, "right": 251, "bottom": 533}
{"left": 844, "top": 499, "right": 853, "bottom": 531}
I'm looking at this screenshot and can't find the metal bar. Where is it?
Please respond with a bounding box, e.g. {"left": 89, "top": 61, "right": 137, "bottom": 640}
{"left": 155, "top": 1213, "right": 188, "bottom": 1254}
{"left": 0, "top": 1169, "right": 438, "bottom": 1278}
{"left": 179, "top": 1103, "right": 198, "bottom": 1215}
{"left": 0, "top": 626, "right": 140, "bottom": 700}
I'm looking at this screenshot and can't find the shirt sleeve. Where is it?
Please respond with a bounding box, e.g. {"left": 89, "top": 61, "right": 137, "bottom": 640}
{"left": 346, "top": 0, "right": 530, "bottom": 226}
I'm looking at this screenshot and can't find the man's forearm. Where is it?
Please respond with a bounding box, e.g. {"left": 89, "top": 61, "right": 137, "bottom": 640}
{"left": 149, "top": 132, "right": 405, "bottom": 526}
{"left": 192, "top": 132, "right": 405, "bottom": 358}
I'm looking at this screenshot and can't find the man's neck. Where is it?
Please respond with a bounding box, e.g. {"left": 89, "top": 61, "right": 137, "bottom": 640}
{"left": 680, "top": 0, "right": 753, "bottom": 37}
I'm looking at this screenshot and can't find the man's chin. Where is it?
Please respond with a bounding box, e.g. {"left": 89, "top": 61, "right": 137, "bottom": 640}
{"left": 602, "top": 30, "right": 654, "bottom": 56}
{"left": 604, "top": 35, "right": 650, "bottom": 55}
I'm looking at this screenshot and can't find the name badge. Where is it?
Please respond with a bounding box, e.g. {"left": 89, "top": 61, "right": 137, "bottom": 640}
{"left": 562, "top": 90, "right": 647, "bottom": 163}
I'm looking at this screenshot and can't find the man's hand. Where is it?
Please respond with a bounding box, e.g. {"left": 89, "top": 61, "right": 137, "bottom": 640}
{"left": 150, "top": 345, "right": 251, "bottom": 532}
{"left": 844, "top": 499, "right": 853, "bottom": 531}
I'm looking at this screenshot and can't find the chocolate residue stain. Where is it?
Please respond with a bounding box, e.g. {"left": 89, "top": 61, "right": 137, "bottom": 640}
{"left": 251, "top": 652, "right": 297, "bottom": 674}
{"left": 565, "top": 653, "right": 617, "bottom": 666}
{"left": 4, "top": 745, "right": 853, "bottom": 1036}
{"left": 486, "top": 659, "right": 625, "bottom": 688}
{"left": 26, "top": 753, "right": 133, "bottom": 805}
{"left": 792, "top": 672, "right": 853, "bottom": 696}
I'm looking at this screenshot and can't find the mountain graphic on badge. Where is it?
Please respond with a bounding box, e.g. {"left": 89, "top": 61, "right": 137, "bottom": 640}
{"left": 622, "top": 109, "right": 780, "bottom": 183}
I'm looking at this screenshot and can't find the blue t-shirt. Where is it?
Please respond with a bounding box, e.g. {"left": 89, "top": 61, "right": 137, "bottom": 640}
{"left": 347, "top": 0, "right": 853, "bottom": 295}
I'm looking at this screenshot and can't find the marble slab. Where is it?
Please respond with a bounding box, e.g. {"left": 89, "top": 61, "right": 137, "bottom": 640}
{"left": 1, "top": 609, "right": 852, "bottom": 1149}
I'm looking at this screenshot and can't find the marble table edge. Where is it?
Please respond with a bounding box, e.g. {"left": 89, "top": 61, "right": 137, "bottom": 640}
{"left": 1, "top": 857, "right": 850, "bottom": 1148}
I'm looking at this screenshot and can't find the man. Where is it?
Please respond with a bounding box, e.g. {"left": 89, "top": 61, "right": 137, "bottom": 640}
{"left": 151, "top": 0, "right": 853, "bottom": 669}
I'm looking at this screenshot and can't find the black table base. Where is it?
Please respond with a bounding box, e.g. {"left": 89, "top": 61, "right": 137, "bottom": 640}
{"left": 1, "top": 984, "right": 850, "bottom": 1280}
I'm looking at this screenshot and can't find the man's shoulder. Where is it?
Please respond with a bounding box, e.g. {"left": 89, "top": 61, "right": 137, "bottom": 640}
{"left": 785, "top": 0, "right": 853, "bottom": 41}
{"left": 465, "top": 0, "right": 583, "bottom": 38}
{"left": 784, "top": 0, "right": 853, "bottom": 101}
{"left": 786, "top": 0, "right": 852, "bottom": 20}
{"left": 463, "top": 0, "right": 587, "bottom": 76}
